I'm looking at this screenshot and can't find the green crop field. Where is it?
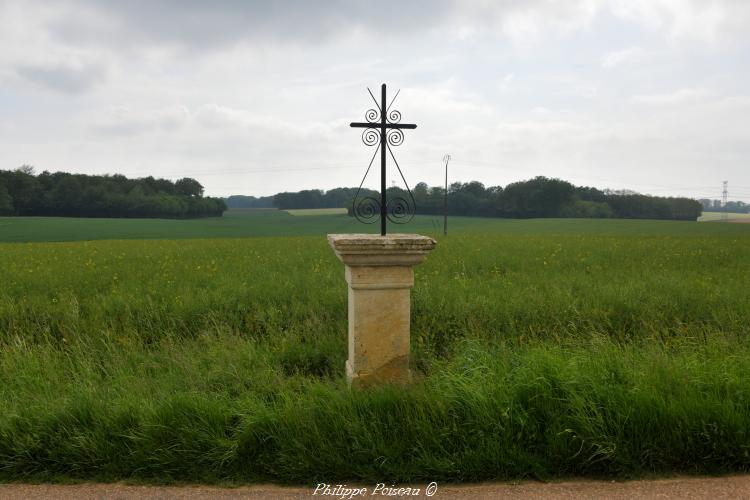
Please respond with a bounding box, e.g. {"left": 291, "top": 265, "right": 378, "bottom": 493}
{"left": 2, "top": 209, "right": 748, "bottom": 243}
{"left": 1, "top": 213, "right": 750, "bottom": 483}
{"left": 285, "top": 208, "right": 349, "bottom": 216}
{"left": 699, "top": 212, "right": 750, "bottom": 222}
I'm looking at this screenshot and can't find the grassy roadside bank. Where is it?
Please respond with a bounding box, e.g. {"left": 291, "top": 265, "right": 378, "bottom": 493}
{"left": 1, "top": 334, "right": 749, "bottom": 482}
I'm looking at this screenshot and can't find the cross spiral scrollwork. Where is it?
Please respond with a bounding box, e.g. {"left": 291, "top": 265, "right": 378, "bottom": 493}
{"left": 349, "top": 84, "right": 417, "bottom": 235}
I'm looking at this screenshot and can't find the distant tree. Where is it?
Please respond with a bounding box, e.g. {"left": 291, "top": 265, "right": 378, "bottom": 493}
{"left": 0, "top": 183, "right": 14, "bottom": 215}
{"left": 701, "top": 199, "right": 750, "bottom": 214}
{"left": 605, "top": 194, "right": 701, "bottom": 220}
{"left": 175, "top": 177, "right": 204, "bottom": 197}
{"left": 322, "top": 187, "right": 358, "bottom": 208}
{"left": 460, "top": 181, "right": 486, "bottom": 198}
{"left": 561, "top": 200, "right": 613, "bottom": 218}
{"left": 16, "top": 164, "right": 35, "bottom": 175}
{"left": 3, "top": 167, "right": 41, "bottom": 214}
{"left": 604, "top": 188, "right": 640, "bottom": 196}
{"left": 273, "top": 192, "right": 296, "bottom": 209}
{"left": 413, "top": 182, "right": 429, "bottom": 199}
{"left": 274, "top": 189, "right": 324, "bottom": 209}
{"left": 8, "top": 166, "right": 702, "bottom": 221}
{"left": 499, "top": 176, "right": 575, "bottom": 217}
{"left": 0, "top": 169, "right": 225, "bottom": 219}
{"left": 258, "top": 176, "right": 700, "bottom": 221}
{"left": 225, "top": 195, "right": 274, "bottom": 208}
{"left": 575, "top": 186, "right": 606, "bottom": 202}
{"left": 50, "top": 175, "right": 84, "bottom": 214}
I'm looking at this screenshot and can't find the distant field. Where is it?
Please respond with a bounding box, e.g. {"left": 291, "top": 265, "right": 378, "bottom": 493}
{"left": 285, "top": 208, "right": 348, "bottom": 216}
{"left": 2, "top": 210, "right": 750, "bottom": 243}
{"left": 698, "top": 211, "right": 750, "bottom": 222}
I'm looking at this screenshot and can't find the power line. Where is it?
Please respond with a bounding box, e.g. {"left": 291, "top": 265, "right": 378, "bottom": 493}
{"left": 138, "top": 159, "right": 441, "bottom": 178}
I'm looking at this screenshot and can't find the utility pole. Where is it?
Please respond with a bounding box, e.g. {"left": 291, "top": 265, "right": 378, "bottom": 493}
{"left": 722, "top": 181, "right": 728, "bottom": 221}
{"left": 443, "top": 154, "right": 451, "bottom": 236}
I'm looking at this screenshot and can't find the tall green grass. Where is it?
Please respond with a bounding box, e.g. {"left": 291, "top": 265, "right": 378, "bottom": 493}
{"left": 1, "top": 224, "right": 749, "bottom": 482}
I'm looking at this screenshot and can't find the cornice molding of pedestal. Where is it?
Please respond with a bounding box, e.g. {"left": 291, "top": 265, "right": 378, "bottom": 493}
{"left": 328, "top": 234, "right": 437, "bottom": 267}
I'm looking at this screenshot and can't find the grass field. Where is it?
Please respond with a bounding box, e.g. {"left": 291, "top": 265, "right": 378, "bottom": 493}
{"left": 2, "top": 209, "right": 750, "bottom": 243}
{"left": 698, "top": 211, "right": 750, "bottom": 222}
{"left": 0, "top": 213, "right": 749, "bottom": 483}
{"left": 285, "top": 208, "right": 348, "bottom": 216}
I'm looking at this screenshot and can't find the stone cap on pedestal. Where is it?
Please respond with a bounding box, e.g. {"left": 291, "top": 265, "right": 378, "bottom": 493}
{"left": 328, "top": 233, "right": 437, "bottom": 267}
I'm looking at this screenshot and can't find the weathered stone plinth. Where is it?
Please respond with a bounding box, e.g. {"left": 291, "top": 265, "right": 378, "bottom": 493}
{"left": 328, "top": 234, "right": 436, "bottom": 388}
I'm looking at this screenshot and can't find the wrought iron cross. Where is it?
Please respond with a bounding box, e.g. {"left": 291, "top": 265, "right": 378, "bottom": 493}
{"left": 350, "top": 83, "right": 417, "bottom": 236}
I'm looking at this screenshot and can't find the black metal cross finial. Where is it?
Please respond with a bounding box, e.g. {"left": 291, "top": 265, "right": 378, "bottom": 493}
{"left": 350, "top": 83, "right": 417, "bottom": 236}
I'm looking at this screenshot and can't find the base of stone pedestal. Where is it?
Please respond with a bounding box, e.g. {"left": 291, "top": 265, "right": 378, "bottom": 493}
{"left": 329, "top": 234, "right": 436, "bottom": 389}
{"left": 346, "top": 357, "right": 411, "bottom": 389}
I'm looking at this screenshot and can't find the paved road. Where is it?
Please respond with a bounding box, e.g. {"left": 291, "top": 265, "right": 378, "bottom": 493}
{"left": 1, "top": 476, "right": 749, "bottom": 499}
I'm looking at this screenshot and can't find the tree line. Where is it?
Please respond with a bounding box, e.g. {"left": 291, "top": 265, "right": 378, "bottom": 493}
{"left": 269, "top": 176, "right": 703, "bottom": 221}
{"left": 225, "top": 195, "right": 275, "bottom": 209}
{"left": 699, "top": 199, "right": 749, "bottom": 214}
{"left": 271, "top": 188, "right": 374, "bottom": 211}
{"left": 0, "top": 167, "right": 227, "bottom": 218}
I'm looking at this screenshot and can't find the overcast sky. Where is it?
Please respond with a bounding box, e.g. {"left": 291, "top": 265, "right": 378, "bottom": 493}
{"left": 1, "top": 0, "right": 749, "bottom": 201}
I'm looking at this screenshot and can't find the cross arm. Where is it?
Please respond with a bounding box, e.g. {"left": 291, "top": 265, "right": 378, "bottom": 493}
{"left": 350, "top": 122, "right": 417, "bottom": 129}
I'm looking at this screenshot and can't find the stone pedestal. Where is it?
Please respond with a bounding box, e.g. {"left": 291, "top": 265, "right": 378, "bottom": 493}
{"left": 328, "top": 234, "right": 436, "bottom": 388}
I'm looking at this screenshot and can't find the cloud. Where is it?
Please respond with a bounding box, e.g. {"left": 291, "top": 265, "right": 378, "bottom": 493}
{"left": 407, "top": 83, "right": 490, "bottom": 116}
{"left": 632, "top": 88, "right": 713, "bottom": 105}
{"left": 498, "top": 73, "right": 515, "bottom": 91}
{"left": 1, "top": 0, "right": 750, "bottom": 199}
{"left": 13, "top": 60, "right": 106, "bottom": 94}
{"left": 497, "top": 0, "right": 601, "bottom": 43}
{"left": 602, "top": 46, "right": 645, "bottom": 68}
{"left": 609, "top": 0, "right": 750, "bottom": 44}
{"left": 36, "top": 0, "right": 611, "bottom": 51}
{"left": 90, "top": 105, "right": 190, "bottom": 136}
{"left": 48, "top": 0, "right": 452, "bottom": 50}
{"left": 192, "top": 104, "right": 341, "bottom": 139}
{"left": 6, "top": 0, "right": 750, "bottom": 57}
